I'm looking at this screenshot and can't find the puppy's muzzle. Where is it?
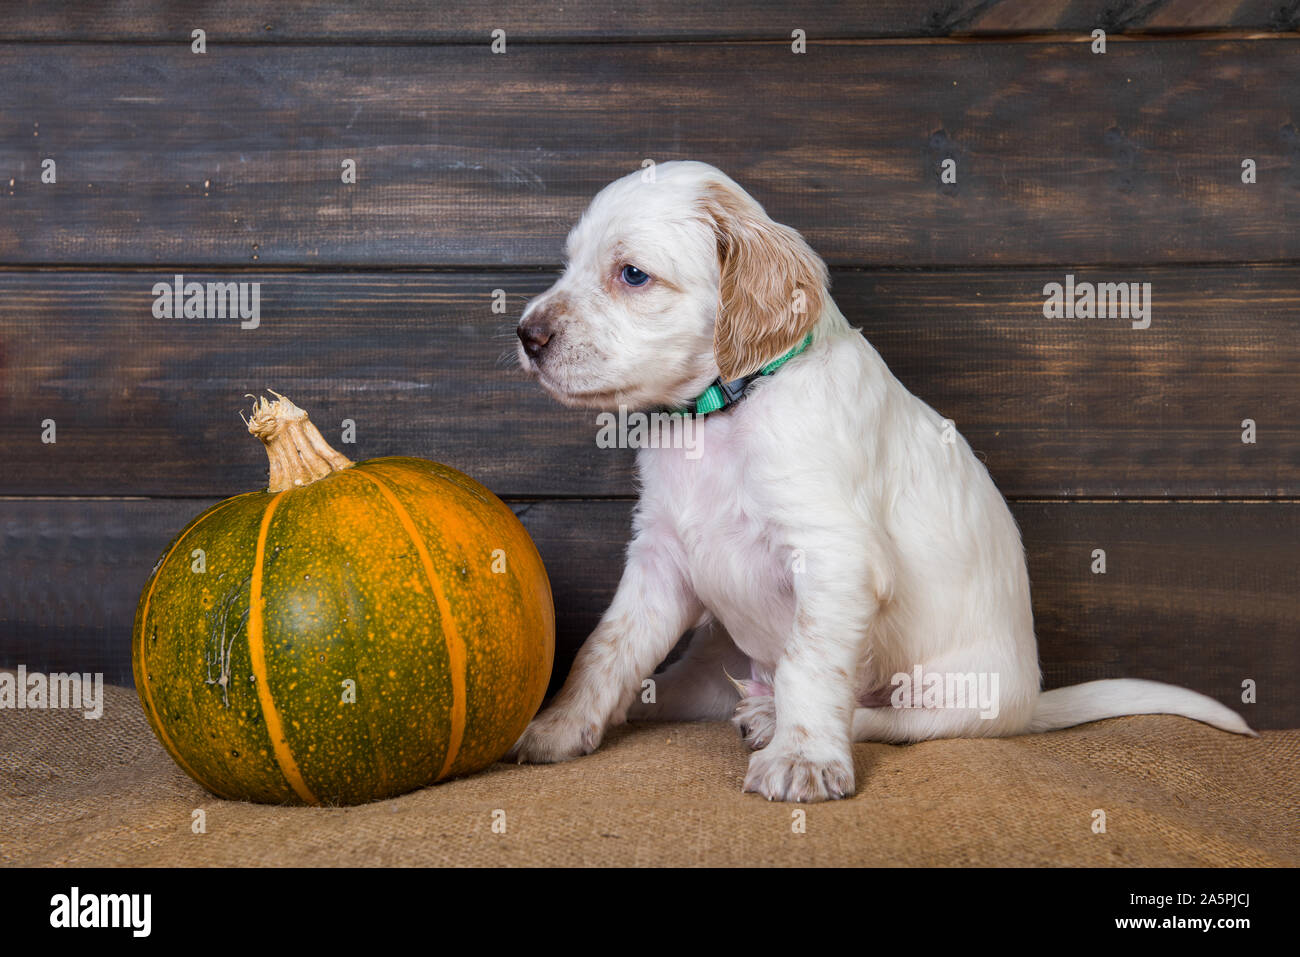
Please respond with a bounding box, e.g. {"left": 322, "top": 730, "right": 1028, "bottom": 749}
{"left": 517, "top": 307, "right": 556, "bottom": 361}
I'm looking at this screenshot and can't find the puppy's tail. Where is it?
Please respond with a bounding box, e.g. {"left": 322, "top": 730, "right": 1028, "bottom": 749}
{"left": 1029, "top": 679, "right": 1257, "bottom": 737}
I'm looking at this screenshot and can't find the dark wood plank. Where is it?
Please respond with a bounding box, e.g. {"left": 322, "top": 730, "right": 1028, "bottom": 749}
{"left": 1, "top": 268, "right": 1295, "bottom": 498}
{"left": 866, "top": 267, "right": 1300, "bottom": 498}
{"left": 2, "top": 40, "right": 1299, "bottom": 266}
{"left": 3, "top": 1, "right": 1295, "bottom": 41}
{"left": 0, "top": 498, "right": 1291, "bottom": 726}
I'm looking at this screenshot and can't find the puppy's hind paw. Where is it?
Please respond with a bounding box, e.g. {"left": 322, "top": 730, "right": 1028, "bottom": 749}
{"left": 731, "top": 692, "right": 777, "bottom": 751}
{"left": 724, "top": 669, "right": 776, "bottom": 750}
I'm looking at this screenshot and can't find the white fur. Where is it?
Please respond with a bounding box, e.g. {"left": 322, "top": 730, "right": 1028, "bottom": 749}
{"left": 509, "top": 161, "right": 1254, "bottom": 803}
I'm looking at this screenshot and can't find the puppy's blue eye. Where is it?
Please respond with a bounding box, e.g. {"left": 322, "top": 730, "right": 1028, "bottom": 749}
{"left": 621, "top": 264, "right": 650, "bottom": 286}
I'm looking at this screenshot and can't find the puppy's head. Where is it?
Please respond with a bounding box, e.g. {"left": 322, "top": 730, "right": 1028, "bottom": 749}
{"left": 517, "top": 161, "right": 828, "bottom": 410}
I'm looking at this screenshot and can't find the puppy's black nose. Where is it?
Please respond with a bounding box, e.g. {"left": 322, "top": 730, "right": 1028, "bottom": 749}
{"left": 517, "top": 313, "right": 554, "bottom": 360}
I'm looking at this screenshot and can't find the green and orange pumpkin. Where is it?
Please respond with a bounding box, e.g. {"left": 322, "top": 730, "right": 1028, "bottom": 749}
{"left": 132, "top": 393, "right": 554, "bottom": 805}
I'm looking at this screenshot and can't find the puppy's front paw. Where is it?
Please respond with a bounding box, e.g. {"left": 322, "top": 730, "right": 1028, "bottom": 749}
{"left": 508, "top": 706, "right": 604, "bottom": 764}
{"left": 742, "top": 736, "right": 855, "bottom": 803}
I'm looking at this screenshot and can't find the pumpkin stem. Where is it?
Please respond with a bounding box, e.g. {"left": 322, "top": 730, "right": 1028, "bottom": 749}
{"left": 243, "top": 391, "right": 354, "bottom": 492}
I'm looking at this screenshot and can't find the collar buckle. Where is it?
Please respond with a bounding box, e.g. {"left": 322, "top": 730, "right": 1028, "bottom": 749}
{"left": 689, "top": 332, "right": 815, "bottom": 416}
{"left": 714, "top": 374, "right": 753, "bottom": 406}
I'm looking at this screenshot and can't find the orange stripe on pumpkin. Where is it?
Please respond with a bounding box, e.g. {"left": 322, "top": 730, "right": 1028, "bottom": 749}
{"left": 353, "top": 469, "right": 468, "bottom": 780}
{"left": 247, "top": 491, "right": 319, "bottom": 805}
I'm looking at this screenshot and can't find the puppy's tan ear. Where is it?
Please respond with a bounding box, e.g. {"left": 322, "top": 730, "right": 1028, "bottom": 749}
{"left": 701, "top": 180, "right": 829, "bottom": 380}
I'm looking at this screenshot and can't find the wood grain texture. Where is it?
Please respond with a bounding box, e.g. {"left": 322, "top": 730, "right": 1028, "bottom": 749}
{"left": 1, "top": 268, "right": 1294, "bottom": 498}
{"left": 0, "top": 498, "right": 1289, "bottom": 726}
{"left": 2, "top": 41, "right": 1299, "bottom": 267}
{"left": 4, "top": 1, "right": 1296, "bottom": 41}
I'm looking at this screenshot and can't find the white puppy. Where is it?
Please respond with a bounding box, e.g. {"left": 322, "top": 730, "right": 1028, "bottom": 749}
{"left": 509, "top": 161, "right": 1253, "bottom": 802}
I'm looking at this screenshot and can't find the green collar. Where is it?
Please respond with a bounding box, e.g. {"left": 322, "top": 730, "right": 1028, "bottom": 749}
{"left": 691, "top": 333, "right": 813, "bottom": 415}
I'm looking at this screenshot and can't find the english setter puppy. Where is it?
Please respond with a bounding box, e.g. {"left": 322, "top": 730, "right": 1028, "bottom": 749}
{"left": 509, "top": 161, "right": 1253, "bottom": 802}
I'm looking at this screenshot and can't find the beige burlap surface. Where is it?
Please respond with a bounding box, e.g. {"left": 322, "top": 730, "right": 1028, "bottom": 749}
{"left": 1, "top": 681, "right": 1296, "bottom": 867}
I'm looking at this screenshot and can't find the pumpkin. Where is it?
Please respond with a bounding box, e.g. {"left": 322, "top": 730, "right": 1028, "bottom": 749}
{"left": 131, "top": 392, "right": 554, "bottom": 805}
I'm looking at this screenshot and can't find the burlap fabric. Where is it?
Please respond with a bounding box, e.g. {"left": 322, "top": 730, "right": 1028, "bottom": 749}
{"left": 2, "top": 680, "right": 1296, "bottom": 866}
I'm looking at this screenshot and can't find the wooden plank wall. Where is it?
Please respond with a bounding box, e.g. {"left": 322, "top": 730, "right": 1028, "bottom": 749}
{"left": 1, "top": 2, "right": 1295, "bottom": 726}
